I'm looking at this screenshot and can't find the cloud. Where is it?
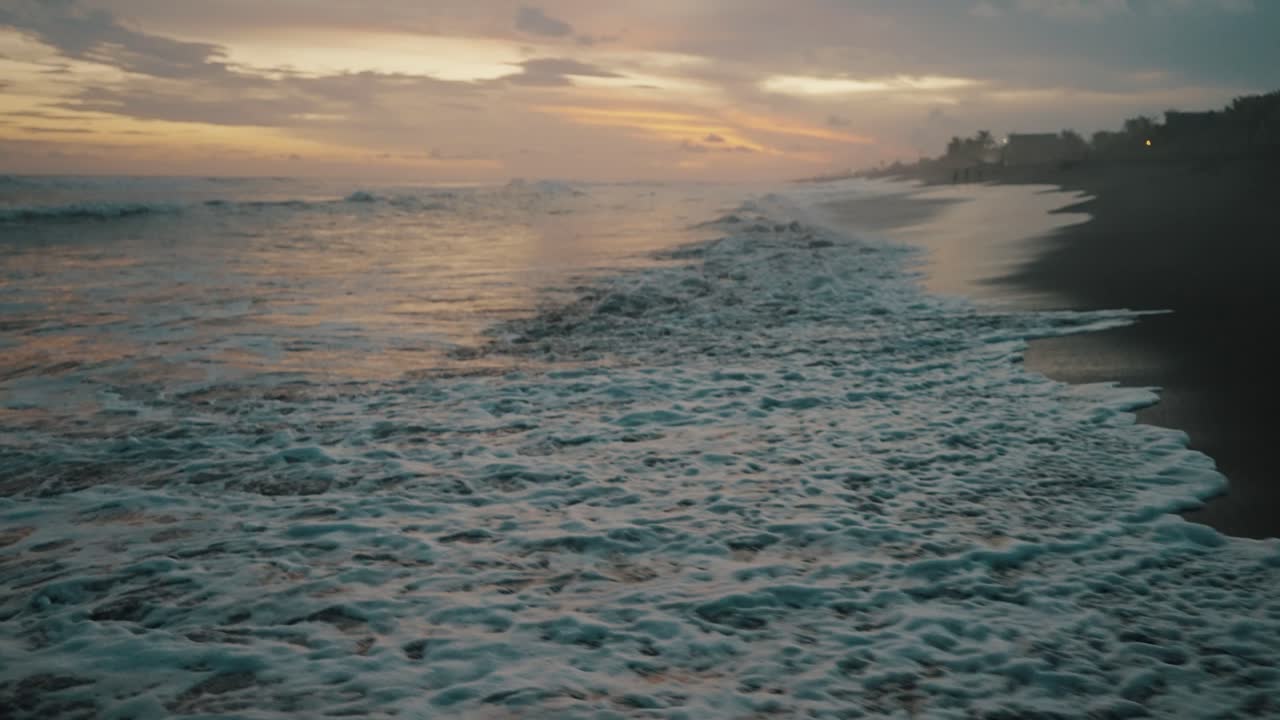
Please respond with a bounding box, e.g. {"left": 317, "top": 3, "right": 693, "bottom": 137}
{"left": 1, "top": 0, "right": 1275, "bottom": 181}
{"left": 429, "top": 148, "right": 488, "bottom": 161}
{"left": 18, "top": 125, "right": 94, "bottom": 134}
{"left": 0, "top": 0, "right": 230, "bottom": 80}
{"left": 57, "top": 84, "right": 301, "bottom": 126}
{"left": 57, "top": 70, "right": 477, "bottom": 127}
{"left": 680, "top": 139, "right": 756, "bottom": 154}
{"left": 1012, "top": 0, "right": 1131, "bottom": 20}
{"left": 907, "top": 105, "right": 965, "bottom": 155}
{"left": 500, "top": 57, "right": 624, "bottom": 86}
{"left": 3, "top": 0, "right": 484, "bottom": 132}
{"left": 983, "top": 0, "right": 1254, "bottom": 20}
{"left": 515, "top": 6, "right": 607, "bottom": 47}
{"left": 762, "top": 74, "right": 979, "bottom": 97}
{"left": 575, "top": 33, "right": 618, "bottom": 47}
{"left": 1210, "top": 0, "right": 1254, "bottom": 12}
{"left": 515, "top": 6, "right": 573, "bottom": 37}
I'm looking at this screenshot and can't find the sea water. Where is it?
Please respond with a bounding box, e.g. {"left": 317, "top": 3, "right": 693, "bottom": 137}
{"left": 1, "top": 175, "right": 1276, "bottom": 718}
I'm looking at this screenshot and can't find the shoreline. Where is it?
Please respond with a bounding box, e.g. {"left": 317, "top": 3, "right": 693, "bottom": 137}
{"left": 5, "top": 179, "right": 1276, "bottom": 717}
{"left": 863, "top": 151, "right": 1280, "bottom": 538}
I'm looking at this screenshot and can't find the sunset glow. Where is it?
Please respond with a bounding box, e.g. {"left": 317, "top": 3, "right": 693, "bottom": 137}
{"left": 0, "top": 1, "right": 1273, "bottom": 180}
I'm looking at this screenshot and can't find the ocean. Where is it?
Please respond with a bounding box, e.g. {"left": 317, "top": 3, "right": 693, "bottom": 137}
{"left": 1, "top": 175, "right": 1275, "bottom": 718}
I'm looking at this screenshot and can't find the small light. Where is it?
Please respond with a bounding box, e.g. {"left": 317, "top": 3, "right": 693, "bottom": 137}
{"left": 1145, "top": 139, "right": 1152, "bottom": 147}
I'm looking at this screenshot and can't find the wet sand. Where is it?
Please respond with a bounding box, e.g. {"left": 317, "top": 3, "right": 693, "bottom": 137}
{"left": 817, "top": 182, "right": 1089, "bottom": 306}
{"left": 847, "top": 150, "right": 1280, "bottom": 538}
{"left": 998, "top": 152, "right": 1280, "bottom": 538}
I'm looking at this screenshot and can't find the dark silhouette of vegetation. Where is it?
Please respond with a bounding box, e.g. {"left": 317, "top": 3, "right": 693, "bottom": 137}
{"left": 1230, "top": 94, "right": 1276, "bottom": 147}
{"left": 1058, "top": 129, "right": 1088, "bottom": 157}
{"left": 945, "top": 130, "right": 996, "bottom": 164}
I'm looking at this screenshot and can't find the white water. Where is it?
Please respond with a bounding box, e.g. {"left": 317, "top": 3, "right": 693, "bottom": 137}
{"left": 1, "top": 177, "right": 1276, "bottom": 719}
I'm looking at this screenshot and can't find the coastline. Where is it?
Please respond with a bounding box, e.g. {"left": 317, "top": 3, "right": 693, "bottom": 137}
{"left": 861, "top": 150, "right": 1280, "bottom": 538}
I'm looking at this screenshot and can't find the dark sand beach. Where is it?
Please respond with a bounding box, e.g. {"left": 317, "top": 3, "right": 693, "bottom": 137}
{"left": 1006, "top": 151, "right": 1280, "bottom": 538}
{"left": 867, "top": 149, "right": 1280, "bottom": 538}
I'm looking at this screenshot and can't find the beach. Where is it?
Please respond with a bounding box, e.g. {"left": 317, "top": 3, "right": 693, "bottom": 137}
{"left": 854, "top": 149, "right": 1280, "bottom": 539}
{"left": 1011, "top": 152, "right": 1280, "bottom": 539}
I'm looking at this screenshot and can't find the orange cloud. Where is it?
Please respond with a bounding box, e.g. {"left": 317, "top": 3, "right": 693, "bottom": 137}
{"left": 726, "top": 112, "right": 874, "bottom": 145}
{"left": 534, "top": 104, "right": 874, "bottom": 156}
{"left": 533, "top": 105, "right": 768, "bottom": 150}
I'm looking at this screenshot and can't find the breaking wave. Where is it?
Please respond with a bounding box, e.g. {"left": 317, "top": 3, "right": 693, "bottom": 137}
{"left": 0, "top": 178, "right": 591, "bottom": 229}
{"left": 0, "top": 191, "right": 1276, "bottom": 719}
{"left": 0, "top": 202, "right": 182, "bottom": 224}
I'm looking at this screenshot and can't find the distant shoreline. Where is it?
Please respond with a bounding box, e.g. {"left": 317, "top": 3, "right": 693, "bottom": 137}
{"left": 866, "top": 150, "right": 1280, "bottom": 538}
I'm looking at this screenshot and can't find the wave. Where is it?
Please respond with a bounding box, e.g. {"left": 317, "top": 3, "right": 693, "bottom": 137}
{"left": 203, "top": 199, "right": 312, "bottom": 210}
{"left": 344, "top": 190, "right": 380, "bottom": 203}
{"left": 0, "top": 182, "right": 584, "bottom": 227}
{"left": 0, "top": 201, "right": 182, "bottom": 223}
{"left": 205, "top": 190, "right": 449, "bottom": 209}
{"left": 0, "top": 192, "right": 1267, "bottom": 719}
{"left": 504, "top": 178, "right": 588, "bottom": 197}
{"left": 343, "top": 190, "right": 453, "bottom": 210}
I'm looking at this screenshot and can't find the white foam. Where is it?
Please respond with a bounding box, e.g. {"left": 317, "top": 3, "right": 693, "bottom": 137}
{"left": 0, "top": 190, "right": 1276, "bottom": 718}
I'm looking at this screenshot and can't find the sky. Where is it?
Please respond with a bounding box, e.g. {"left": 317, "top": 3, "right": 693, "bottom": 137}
{"left": 0, "top": 0, "right": 1275, "bottom": 181}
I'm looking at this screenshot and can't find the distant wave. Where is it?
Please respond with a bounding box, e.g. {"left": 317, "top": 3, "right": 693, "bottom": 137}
{"left": 0, "top": 202, "right": 182, "bottom": 224}
{"left": 504, "top": 178, "right": 587, "bottom": 196}
{"left": 206, "top": 194, "right": 446, "bottom": 211}
{"left": 203, "top": 199, "right": 312, "bottom": 210}
{"left": 0, "top": 184, "right": 560, "bottom": 224}
{"left": 340, "top": 190, "right": 451, "bottom": 207}
{"left": 340, "top": 190, "right": 457, "bottom": 210}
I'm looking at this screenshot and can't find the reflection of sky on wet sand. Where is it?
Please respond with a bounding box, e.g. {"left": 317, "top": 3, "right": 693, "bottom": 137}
{"left": 893, "top": 184, "right": 1089, "bottom": 307}
{"left": 813, "top": 181, "right": 1088, "bottom": 309}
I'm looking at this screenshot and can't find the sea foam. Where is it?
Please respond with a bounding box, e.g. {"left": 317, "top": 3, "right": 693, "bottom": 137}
{"left": 0, "top": 190, "right": 1277, "bottom": 719}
